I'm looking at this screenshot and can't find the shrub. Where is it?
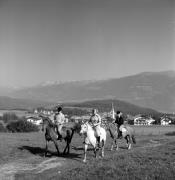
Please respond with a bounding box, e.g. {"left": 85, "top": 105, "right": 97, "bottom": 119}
{"left": 2, "top": 112, "right": 19, "bottom": 123}
{"left": 0, "top": 122, "right": 7, "bottom": 132}
{"left": 6, "top": 120, "right": 39, "bottom": 132}
{"left": 127, "top": 119, "right": 134, "bottom": 125}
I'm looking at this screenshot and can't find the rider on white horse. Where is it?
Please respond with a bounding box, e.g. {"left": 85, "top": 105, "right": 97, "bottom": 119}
{"left": 89, "top": 109, "right": 102, "bottom": 147}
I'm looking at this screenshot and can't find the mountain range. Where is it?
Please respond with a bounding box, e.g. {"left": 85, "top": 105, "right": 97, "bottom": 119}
{"left": 0, "top": 96, "right": 54, "bottom": 110}
{"left": 2, "top": 70, "right": 175, "bottom": 113}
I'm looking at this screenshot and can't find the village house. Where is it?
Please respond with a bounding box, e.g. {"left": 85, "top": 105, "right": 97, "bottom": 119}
{"left": 134, "top": 115, "right": 155, "bottom": 125}
{"left": 160, "top": 116, "right": 172, "bottom": 125}
{"left": 26, "top": 116, "right": 42, "bottom": 126}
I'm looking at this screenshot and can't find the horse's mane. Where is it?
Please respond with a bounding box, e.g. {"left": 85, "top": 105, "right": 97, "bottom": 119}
{"left": 42, "top": 116, "right": 55, "bottom": 128}
{"left": 107, "top": 122, "right": 118, "bottom": 131}
{"left": 84, "top": 122, "right": 94, "bottom": 131}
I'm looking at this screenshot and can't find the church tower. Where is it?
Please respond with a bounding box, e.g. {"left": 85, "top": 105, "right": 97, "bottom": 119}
{"left": 110, "top": 102, "right": 115, "bottom": 119}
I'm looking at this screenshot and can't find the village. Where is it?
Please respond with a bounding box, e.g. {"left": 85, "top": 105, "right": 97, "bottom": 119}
{"left": 25, "top": 105, "right": 175, "bottom": 127}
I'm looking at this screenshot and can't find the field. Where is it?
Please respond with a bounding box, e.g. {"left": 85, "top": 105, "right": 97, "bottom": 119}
{"left": 0, "top": 126, "right": 175, "bottom": 180}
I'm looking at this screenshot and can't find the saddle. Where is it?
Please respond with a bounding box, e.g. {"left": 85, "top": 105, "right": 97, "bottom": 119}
{"left": 120, "top": 126, "right": 128, "bottom": 137}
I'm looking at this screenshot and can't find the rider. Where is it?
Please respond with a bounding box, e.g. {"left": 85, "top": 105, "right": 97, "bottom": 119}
{"left": 89, "top": 109, "right": 102, "bottom": 147}
{"left": 114, "top": 111, "right": 124, "bottom": 138}
{"left": 54, "top": 106, "right": 65, "bottom": 140}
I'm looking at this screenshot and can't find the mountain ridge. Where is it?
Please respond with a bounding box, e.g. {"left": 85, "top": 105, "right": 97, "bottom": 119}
{"left": 3, "top": 70, "right": 175, "bottom": 113}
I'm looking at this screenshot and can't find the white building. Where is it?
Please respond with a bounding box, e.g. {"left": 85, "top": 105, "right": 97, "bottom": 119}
{"left": 160, "top": 117, "right": 171, "bottom": 125}
{"left": 134, "top": 116, "right": 155, "bottom": 125}
{"left": 26, "top": 116, "right": 42, "bottom": 126}
{"left": 110, "top": 103, "right": 116, "bottom": 119}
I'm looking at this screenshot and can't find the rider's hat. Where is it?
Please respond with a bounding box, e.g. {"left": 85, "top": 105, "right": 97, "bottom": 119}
{"left": 57, "top": 106, "right": 62, "bottom": 112}
{"left": 92, "top": 108, "right": 97, "bottom": 113}
{"left": 53, "top": 106, "right": 62, "bottom": 112}
{"left": 116, "top": 111, "right": 121, "bottom": 114}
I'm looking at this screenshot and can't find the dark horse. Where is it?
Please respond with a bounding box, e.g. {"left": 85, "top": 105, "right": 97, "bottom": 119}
{"left": 106, "top": 123, "right": 136, "bottom": 150}
{"left": 40, "top": 115, "right": 80, "bottom": 156}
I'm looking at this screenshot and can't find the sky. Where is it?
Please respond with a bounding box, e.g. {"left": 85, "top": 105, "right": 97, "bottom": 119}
{"left": 0, "top": 0, "right": 174, "bottom": 87}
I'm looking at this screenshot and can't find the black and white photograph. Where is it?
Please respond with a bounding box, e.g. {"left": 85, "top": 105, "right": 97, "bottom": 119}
{"left": 0, "top": 0, "right": 175, "bottom": 179}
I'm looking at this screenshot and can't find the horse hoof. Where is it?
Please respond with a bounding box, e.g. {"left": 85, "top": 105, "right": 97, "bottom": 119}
{"left": 83, "top": 159, "right": 86, "bottom": 163}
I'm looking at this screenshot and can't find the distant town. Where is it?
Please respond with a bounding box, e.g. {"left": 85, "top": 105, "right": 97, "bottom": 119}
{"left": 25, "top": 105, "right": 175, "bottom": 127}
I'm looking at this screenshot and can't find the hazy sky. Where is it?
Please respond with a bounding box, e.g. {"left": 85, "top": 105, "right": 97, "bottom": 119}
{"left": 0, "top": 0, "right": 174, "bottom": 87}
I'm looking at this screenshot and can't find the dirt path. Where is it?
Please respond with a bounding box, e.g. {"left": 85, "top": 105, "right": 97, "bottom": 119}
{"left": 0, "top": 157, "right": 65, "bottom": 180}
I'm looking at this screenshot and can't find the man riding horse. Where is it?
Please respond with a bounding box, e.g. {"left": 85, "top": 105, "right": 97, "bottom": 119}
{"left": 53, "top": 106, "right": 65, "bottom": 140}
{"left": 89, "top": 109, "right": 102, "bottom": 147}
{"left": 113, "top": 111, "right": 124, "bottom": 138}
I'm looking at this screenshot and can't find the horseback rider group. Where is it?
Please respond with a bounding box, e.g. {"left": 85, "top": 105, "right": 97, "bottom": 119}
{"left": 49, "top": 105, "right": 124, "bottom": 142}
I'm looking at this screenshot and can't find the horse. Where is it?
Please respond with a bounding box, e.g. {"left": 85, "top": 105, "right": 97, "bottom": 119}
{"left": 106, "top": 122, "right": 136, "bottom": 150}
{"left": 79, "top": 122, "right": 107, "bottom": 163}
{"left": 40, "top": 115, "right": 80, "bottom": 156}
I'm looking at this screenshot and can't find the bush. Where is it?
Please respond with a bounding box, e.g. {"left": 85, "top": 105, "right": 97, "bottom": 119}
{"left": 127, "top": 119, "right": 134, "bottom": 125}
{"left": 6, "top": 120, "right": 39, "bottom": 132}
{"left": 0, "top": 122, "right": 7, "bottom": 132}
{"left": 2, "top": 112, "right": 19, "bottom": 123}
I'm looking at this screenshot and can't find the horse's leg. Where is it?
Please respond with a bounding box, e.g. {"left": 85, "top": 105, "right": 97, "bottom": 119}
{"left": 132, "top": 135, "right": 136, "bottom": 144}
{"left": 101, "top": 139, "right": 105, "bottom": 157}
{"left": 67, "top": 140, "right": 71, "bottom": 154}
{"left": 83, "top": 144, "right": 88, "bottom": 163}
{"left": 94, "top": 147, "right": 97, "bottom": 158}
{"left": 67, "top": 130, "right": 74, "bottom": 154}
{"left": 63, "top": 140, "right": 70, "bottom": 155}
{"left": 115, "top": 139, "right": 119, "bottom": 151}
{"left": 110, "top": 139, "right": 114, "bottom": 151}
{"left": 63, "top": 138, "right": 68, "bottom": 154}
{"left": 128, "top": 136, "right": 132, "bottom": 150}
{"left": 126, "top": 136, "right": 131, "bottom": 150}
{"left": 53, "top": 140, "right": 60, "bottom": 156}
{"left": 45, "top": 140, "right": 48, "bottom": 157}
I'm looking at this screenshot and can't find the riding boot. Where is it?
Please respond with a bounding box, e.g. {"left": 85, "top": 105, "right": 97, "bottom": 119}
{"left": 56, "top": 129, "right": 62, "bottom": 141}
{"left": 118, "top": 131, "right": 122, "bottom": 139}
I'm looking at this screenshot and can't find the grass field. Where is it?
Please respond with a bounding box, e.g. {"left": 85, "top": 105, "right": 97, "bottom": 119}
{"left": 0, "top": 126, "right": 175, "bottom": 180}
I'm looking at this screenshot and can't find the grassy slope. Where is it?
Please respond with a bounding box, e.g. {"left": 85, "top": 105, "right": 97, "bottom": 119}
{"left": 0, "top": 126, "right": 175, "bottom": 180}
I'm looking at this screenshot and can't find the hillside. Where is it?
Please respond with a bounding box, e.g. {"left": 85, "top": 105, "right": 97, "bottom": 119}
{"left": 64, "top": 99, "right": 161, "bottom": 117}
{"left": 0, "top": 96, "right": 55, "bottom": 110}
{"left": 7, "top": 70, "right": 175, "bottom": 113}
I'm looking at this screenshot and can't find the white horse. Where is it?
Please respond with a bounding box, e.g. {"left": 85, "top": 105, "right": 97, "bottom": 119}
{"left": 80, "top": 122, "right": 107, "bottom": 163}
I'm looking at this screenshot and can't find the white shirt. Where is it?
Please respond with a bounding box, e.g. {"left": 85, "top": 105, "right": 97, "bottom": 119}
{"left": 89, "top": 113, "right": 101, "bottom": 126}
{"left": 54, "top": 112, "right": 65, "bottom": 125}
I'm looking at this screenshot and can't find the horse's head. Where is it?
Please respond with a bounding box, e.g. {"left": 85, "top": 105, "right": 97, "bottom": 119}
{"left": 39, "top": 114, "right": 55, "bottom": 131}
{"left": 80, "top": 122, "right": 89, "bottom": 135}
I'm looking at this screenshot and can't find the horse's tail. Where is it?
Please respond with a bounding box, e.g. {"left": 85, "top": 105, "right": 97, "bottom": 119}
{"left": 66, "top": 128, "right": 74, "bottom": 141}
{"left": 131, "top": 135, "right": 136, "bottom": 144}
